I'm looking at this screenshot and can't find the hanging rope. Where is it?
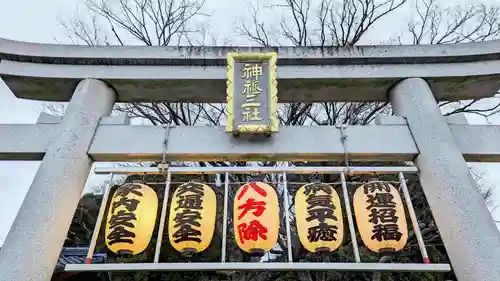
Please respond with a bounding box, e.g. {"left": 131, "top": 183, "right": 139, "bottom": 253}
{"left": 338, "top": 124, "right": 350, "bottom": 175}
{"left": 160, "top": 124, "right": 173, "bottom": 174}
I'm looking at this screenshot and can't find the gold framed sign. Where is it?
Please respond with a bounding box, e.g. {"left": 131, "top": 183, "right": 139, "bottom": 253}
{"left": 226, "top": 52, "right": 278, "bottom": 135}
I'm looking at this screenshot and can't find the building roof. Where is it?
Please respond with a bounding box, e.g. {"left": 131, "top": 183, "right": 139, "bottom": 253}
{"left": 55, "top": 247, "right": 106, "bottom": 272}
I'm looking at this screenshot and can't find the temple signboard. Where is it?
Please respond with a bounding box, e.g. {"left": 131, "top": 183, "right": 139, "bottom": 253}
{"left": 226, "top": 52, "right": 278, "bottom": 135}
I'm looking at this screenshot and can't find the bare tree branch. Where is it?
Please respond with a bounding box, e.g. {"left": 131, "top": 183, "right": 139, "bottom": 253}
{"left": 235, "top": 0, "right": 272, "bottom": 46}
{"left": 408, "top": 0, "right": 500, "bottom": 45}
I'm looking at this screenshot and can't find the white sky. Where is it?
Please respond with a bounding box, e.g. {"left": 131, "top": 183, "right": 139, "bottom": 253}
{"left": 1, "top": 0, "right": 500, "bottom": 245}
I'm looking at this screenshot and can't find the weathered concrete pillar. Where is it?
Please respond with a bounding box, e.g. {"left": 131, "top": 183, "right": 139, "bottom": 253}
{"left": 0, "top": 79, "right": 115, "bottom": 281}
{"left": 390, "top": 78, "right": 500, "bottom": 281}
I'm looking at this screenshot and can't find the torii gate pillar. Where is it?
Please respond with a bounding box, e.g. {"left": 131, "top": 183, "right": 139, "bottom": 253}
{"left": 390, "top": 78, "right": 500, "bottom": 281}
{"left": 0, "top": 79, "right": 115, "bottom": 281}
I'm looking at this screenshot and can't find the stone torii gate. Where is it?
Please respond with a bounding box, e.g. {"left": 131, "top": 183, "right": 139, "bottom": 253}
{"left": 1, "top": 37, "right": 500, "bottom": 281}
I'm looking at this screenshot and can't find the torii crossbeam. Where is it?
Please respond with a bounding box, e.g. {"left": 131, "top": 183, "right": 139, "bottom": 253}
{"left": 1, "top": 38, "right": 500, "bottom": 281}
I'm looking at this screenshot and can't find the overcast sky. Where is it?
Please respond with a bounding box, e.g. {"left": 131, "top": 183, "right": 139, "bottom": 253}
{"left": 1, "top": 0, "right": 500, "bottom": 245}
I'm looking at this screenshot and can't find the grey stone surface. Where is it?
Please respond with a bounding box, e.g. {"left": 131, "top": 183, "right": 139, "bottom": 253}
{"left": 0, "top": 123, "right": 57, "bottom": 160}
{"left": 374, "top": 115, "right": 407, "bottom": 125}
{"left": 2, "top": 37, "right": 500, "bottom": 65}
{"left": 100, "top": 115, "right": 130, "bottom": 125}
{"left": 0, "top": 78, "right": 115, "bottom": 281}
{"left": 444, "top": 113, "right": 469, "bottom": 125}
{"left": 1, "top": 38, "right": 500, "bottom": 102}
{"left": 36, "top": 112, "right": 62, "bottom": 124}
{"left": 36, "top": 113, "right": 130, "bottom": 125}
{"left": 3, "top": 123, "right": 500, "bottom": 162}
{"left": 390, "top": 78, "right": 500, "bottom": 281}
{"left": 87, "top": 125, "right": 418, "bottom": 162}
{"left": 376, "top": 113, "right": 469, "bottom": 125}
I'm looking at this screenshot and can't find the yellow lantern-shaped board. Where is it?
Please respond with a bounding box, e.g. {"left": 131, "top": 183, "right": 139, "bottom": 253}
{"left": 168, "top": 182, "right": 216, "bottom": 254}
{"left": 295, "top": 183, "right": 344, "bottom": 253}
{"left": 105, "top": 183, "right": 158, "bottom": 255}
{"left": 233, "top": 182, "right": 279, "bottom": 254}
{"left": 353, "top": 181, "right": 408, "bottom": 253}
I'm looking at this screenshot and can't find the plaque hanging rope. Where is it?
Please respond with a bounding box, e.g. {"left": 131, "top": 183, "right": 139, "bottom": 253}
{"left": 160, "top": 124, "right": 173, "bottom": 174}
{"left": 338, "top": 124, "right": 350, "bottom": 174}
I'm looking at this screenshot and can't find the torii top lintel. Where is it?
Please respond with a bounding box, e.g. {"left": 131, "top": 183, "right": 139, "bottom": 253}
{"left": 1, "top": 37, "right": 500, "bottom": 103}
